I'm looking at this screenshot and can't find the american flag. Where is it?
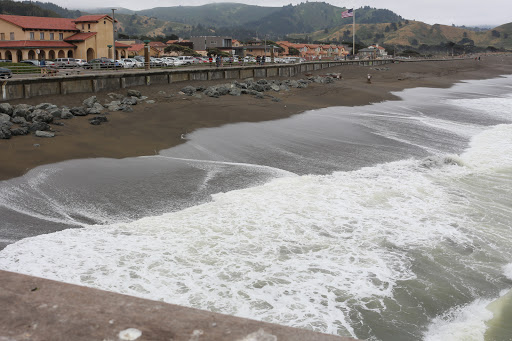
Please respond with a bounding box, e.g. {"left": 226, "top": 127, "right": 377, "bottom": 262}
{"left": 341, "top": 9, "right": 354, "bottom": 18}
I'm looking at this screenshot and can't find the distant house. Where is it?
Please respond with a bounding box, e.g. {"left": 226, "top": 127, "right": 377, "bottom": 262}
{"left": 233, "top": 45, "right": 279, "bottom": 58}
{"left": 149, "top": 41, "right": 166, "bottom": 55}
{"left": 189, "top": 36, "right": 232, "bottom": 53}
{"left": 275, "top": 41, "right": 348, "bottom": 59}
{"left": 127, "top": 43, "right": 160, "bottom": 57}
{"left": 359, "top": 44, "right": 387, "bottom": 59}
{"left": 0, "top": 13, "right": 125, "bottom": 61}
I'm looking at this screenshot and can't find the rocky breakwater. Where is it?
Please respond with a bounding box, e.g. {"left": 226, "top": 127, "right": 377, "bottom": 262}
{"left": 0, "top": 89, "right": 149, "bottom": 140}
{"left": 178, "top": 74, "right": 340, "bottom": 101}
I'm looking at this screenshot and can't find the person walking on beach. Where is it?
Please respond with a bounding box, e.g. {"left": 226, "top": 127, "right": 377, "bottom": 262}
{"left": 367, "top": 73, "right": 372, "bottom": 84}
{"left": 215, "top": 55, "right": 221, "bottom": 67}
{"left": 209, "top": 56, "right": 213, "bottom": 67}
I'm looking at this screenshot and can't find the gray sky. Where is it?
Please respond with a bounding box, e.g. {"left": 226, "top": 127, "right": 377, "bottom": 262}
{"left": 55, "top": 0, "right": 509, "bottom": 27}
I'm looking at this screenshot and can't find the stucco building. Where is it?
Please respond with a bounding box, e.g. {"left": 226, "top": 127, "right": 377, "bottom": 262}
{"left": 0, "top": 14, "right": 125, "bottom": 62}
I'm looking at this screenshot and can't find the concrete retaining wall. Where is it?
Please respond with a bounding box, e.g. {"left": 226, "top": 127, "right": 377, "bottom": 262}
{"left": 2, "top": 59, "right": 393, "bottom": 102}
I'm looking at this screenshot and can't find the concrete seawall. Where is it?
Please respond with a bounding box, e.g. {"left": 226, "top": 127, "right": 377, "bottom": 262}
{"left": 0, "top": 270, "right": 358, "bottom": 340}
{"left": 1, "top": 60, "right": 392, "bottom": 102}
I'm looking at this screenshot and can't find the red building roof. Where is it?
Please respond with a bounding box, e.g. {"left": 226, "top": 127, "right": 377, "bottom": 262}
{"left": 115, "top": 42, "right": 130, "bottom": 48}
{"left": 0, "top": 14, "right": 77, "bottom": 31}
{"left": 64, "top": 32, "right": 97, "bottom": 41}
{"left": 127, "top": 44, "right": 144, "bottom": 52}
{"left": 0, "top": 40, "right": 76, "bottom": 48}
{"left": 73, "top": 15, "right": 115, "bottom": 23}
{"left": 149, "top": 41, "right": 166, "bottom": 47}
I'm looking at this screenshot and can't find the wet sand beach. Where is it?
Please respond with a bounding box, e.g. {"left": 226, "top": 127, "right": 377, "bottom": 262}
{"left": 1, "top": 55, "right": 512, "bottom": 181}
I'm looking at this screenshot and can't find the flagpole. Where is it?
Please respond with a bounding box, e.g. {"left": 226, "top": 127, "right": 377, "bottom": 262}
{"left": 352, "top": 8, "right": 355, "bottom": 58}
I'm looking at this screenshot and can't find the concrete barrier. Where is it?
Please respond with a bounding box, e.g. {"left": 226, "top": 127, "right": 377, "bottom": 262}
{"left": 0, "top": 270, "right": 359, "bottom": 341}
{"left": 1, "top": 60, "right": 395, "bottom": 102}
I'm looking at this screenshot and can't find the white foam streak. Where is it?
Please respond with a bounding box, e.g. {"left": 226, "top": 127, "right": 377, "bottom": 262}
{"left": 423, "top": 299, "right": 494, "bottom": 341}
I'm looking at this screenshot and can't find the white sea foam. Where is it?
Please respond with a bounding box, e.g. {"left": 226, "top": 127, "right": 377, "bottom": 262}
{"left": 504, "top": 264, "right": 512, "bottom": 281}
{"left": 1, "top": 93, "right": 512, "bottom": 340}
{"left": 423, "top": 299, "right": 494, "bottom": 341}
{"left": 0, "top": 147, "right": 491, "bottom": 337}
{"left": 446, "top": 95, "right": 512, "bottom": 121}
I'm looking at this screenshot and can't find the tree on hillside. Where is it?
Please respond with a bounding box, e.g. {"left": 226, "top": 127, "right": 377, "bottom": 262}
{"left": 289, "top": 47, "right": 300, "bottom": 56}
{"left": 165, "top": 44, "right": 200, "bottom": 56}
{"left": 491, "top": 30, "right": 501, "bottom": 38}
{"left": 385, "top": 26, "right": 390, "bottom": 33}
{"left": 206, "top": 47, "right": 229, "bottom": 57}
{"left": 411, "top": 38, "right": 419, "bottom": 46}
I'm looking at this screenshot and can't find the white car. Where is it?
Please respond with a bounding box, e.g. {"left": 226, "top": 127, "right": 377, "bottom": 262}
{"left": 75, "top": 59, "right": 88, "bottom": 66}
{"left": 116, "top": 59, "right": 131, "bottom": 68}
{"left": 176, "top": 56, "right": 195, "bottom": 65}
{"left": 161, "top": 57, "right": 181, "bottom": 66}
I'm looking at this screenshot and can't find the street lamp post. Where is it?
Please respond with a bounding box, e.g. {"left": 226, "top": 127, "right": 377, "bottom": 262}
{"left": 144, "top": 40, "right": 150, "bottom": 70}
{"left": 112, "top": 9, "right": 117, "bottom": 61}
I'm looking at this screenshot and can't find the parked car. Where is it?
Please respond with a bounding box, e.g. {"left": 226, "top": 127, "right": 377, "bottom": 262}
{"left": 55, "top": 58, "right": 79, "bottom": 68}
{"left": 74, "top": 59, "right": 88, "bottom": 67}
{"left": 160, "top": 57, "right": 177, "bottom": 66}
{"left": 126, "top": 58, "right": 144, "bottom": 68}
{"left": 88, "top": 58, "right": 117, "bottom": 68}
{"left": 176, "top": 56, "right": 195, "bottom": 65}
{"left": 20, "top": 59, "right": 41, "bottom": 66}
{"left": 119, "top": 59, "right": 134, "bottom": 68}
{"left": 0, "top": 67, "right": 12, "bottom": 79}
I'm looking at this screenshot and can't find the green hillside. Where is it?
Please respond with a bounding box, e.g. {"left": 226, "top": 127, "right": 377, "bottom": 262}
{"left": 290, "top": 19, "right": 511, "bottom": 50}
{"left": 0, "top": 0, "right": 60, "bottom": 17}
{"left": 246, "top": 3, "right": 403, "bottom": 36}
{"left": 137, "top": 3, "right": 278, "bottom": 27}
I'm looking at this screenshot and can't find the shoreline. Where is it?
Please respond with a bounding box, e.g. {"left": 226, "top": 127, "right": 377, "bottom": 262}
{"left": 1, "top": 55, "right": 512, "bottom": 181}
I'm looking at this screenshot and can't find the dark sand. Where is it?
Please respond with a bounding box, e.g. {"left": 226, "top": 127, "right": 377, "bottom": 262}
{"left": 1, "top": 55, "right": 512, "bottom": 181}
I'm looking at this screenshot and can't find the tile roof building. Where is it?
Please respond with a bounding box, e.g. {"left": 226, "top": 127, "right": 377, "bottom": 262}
{"left": 0, "top": 14, "right": 127, "bottom": 62}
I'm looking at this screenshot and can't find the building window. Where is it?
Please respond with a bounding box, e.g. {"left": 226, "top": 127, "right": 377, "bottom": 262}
{"left": 30, "top": 32, "right": 35, "bottom": 40}
{"left": 0, "top": 33, "right": 4, "bottom": 40}
{"left": 82, "top": 24, "right": 84, "bottom": 29}
{"left": 59, "top": 33, "right": 63, "bottom": 40}
{"left": 10, "top": 32, "right": 14, "bottom": 40}
{"left": 40, "top": 32, "right": 45, "bottom": 40}
{"left": 50, "top": 33, "right": 54, "bottom": 40}
{"left": 88, "top": 24, "right": 91, "bottom": 29}
{"left": 104, "top": 21, "right": 106, "bottom": 24}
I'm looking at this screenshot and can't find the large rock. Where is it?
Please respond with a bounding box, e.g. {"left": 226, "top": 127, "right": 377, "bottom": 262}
{"left": 0, "top": 103, "right": 13, "bottom": 116}
{"left": 60, "top": 108, "right": 73, "bottom": 119}
{"left": 10, "top": 126, "right": 29, "bottom": 136}
{"left": 249, "top": 83, "right": 265, "bottom": 92}
{"left": 107, "top": 104, "right": 121, "bottom": 111}
{"left": 12, "top": 104, "right": 33, "bottom": 119}
{"left": 0, "top": 124, "right": 12, "bottom": 139}
{"left": 49, "top": 108, "right": 62, "bottom": 118}
{"left": 35, "top": 130, "right": 55, "bottom": 138}
{"left": 204, "top": 87, "right": 220, "bottom": 98}
{"left": 229, "top": 88, "right": 242, "bottom": 96}
{"left": 82, "top": 96, "right": 98, "bottom": 108}
{"left": 85, "top": 107, "right": 101, "bottom": 115}
{"left": 119, "top": 104, "right": 133, "bottom": 112}
{"left": 216, "top": 85, "right": 230, "bottom": 96}
{"left": 256, "top": 79, "right": 268, "bottom": 85}
{"left": 28, "top": 122, "right": 50, "bottom": 132}
{"left": 181, "top": 86, "right": 196, "bottom": 96}
{"left": 30, "top": 109, "right": 53, "bottom": 123}
{"left": 270, "top": 84, "right": 280, "bottom": 92}
{"left": 35, "top": 103, "right": 57, "bottom": 110}
{"left": 70, "top": 107, "right": 87, "bottom": 116}
{"left": 12, "top": 116, "right": 27, "bottom": 125}
{"left": 0, "top": 113, "right": 11, "bottom": 124}
{"left": 88, "top": 115, "right": 108, "bottom": 125}
{"left": 288, "top": 80, "right": 299, "bottom": 88}
{"left": 127, "top": 89, "right": 142, "bottom": 98}
{"left": 121, "top": 97, "right": 138, "bottom": 105}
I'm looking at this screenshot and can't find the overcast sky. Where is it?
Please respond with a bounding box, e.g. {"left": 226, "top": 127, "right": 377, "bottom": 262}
{"left": 53, "top": 0, "right": 508, "bottom": 27}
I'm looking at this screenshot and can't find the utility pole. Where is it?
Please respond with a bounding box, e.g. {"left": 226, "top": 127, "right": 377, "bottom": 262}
{"left": 112, "top": 9, "right": 116, "bottom": 60}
